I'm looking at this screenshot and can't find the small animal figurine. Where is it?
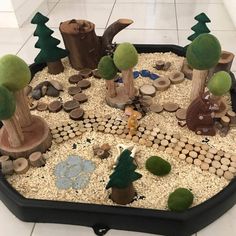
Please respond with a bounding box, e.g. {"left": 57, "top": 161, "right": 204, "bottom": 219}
{"left": 127, "top": 111, "right": 138, "bottom": 136}
{"left": 186, "top": 95, "right": 216, "bottom": 136}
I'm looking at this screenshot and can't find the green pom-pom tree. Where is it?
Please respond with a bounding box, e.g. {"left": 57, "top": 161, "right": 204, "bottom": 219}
{"left": 31, "top": 12, "right": 68, "bottom": 75}
{"left": 0, "top": 54, "right": 33, "bottom": 128}
{"left": 0, "top": 86, "right": 24, "bottom": 147}
{"left": 106, "top": 149, "right": 142, "bottom": 205}
{"left": 98, "top": 56, "right": 118, "bottom": 98}
{"left": 168, "top": 188, "right": 194, "bottom": 212}
{"left": 113, "top": 42, "right": 138, "bottom": 98}
{"left": 186, "top": 33, "right": 221, "bottom": 101}
{"left": 145, "top": 156, "right": 171, "bottom": 176}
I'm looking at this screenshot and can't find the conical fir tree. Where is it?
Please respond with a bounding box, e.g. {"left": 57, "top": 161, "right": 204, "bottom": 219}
{"left": 31, "top": 12, "right": 68, "bottom": 75}
{"left": 106, "top": 149, "right": 142, "bottom": 204}
{"left": 188, "top": 13, "right": 211, "bottom": 42}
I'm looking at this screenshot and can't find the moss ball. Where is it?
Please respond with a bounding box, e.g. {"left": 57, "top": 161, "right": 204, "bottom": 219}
{"left": 145, "top": 156, "right": 171, "bottom": 176}
{"left": 0, "top": 85, "right": 16, "bottom": 120}
{"left": 98, "top": 56, "right": 118, "bottom": 80}
{"left": 168, "top": 188, "right": 194, "bottom": 212}
{"left": 113, "top": 42, "right": 138, "bottom": 70}
{"left": 186, "top": 34, "right": 221, "bottom": 70}
{"left": 207, "top": 71, "right": 232, "bottom": 96}
{"left": 0, "top": 54, "right": 31, "bottom": 92}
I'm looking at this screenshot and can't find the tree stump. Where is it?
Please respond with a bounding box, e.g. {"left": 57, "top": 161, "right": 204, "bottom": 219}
{"left": 111, "top": 184, "right": 135, "bottom": 205}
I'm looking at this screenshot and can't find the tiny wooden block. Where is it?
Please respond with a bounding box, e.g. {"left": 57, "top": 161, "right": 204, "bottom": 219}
{"left": 169, "top": 71, "right": 185, "bottom": 84}
{"left": 139, "top": 84, "right": 156, "bottom": 97}
{"left": 1, "top": 160, "right": 14, "bottom": 175}
{"left": 13, "top": 158, "right": 29, "bottom": 174}
{"left": 29, "top": 152, "right": 46, "bottom": 167}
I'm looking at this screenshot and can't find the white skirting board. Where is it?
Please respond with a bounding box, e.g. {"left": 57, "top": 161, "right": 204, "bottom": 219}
{"left": 223, "top": 0, "right": 236, "bottom": 27}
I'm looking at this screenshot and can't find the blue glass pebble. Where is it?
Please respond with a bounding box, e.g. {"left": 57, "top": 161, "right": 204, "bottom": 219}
{"left": 133, "top": 71, "right": 140, "bottom": 79}
{"left": 54, "top": 162, "right": 68, "bottom": 177}
{"left": 67, "top": 155, "right": 82, "bottom": 165}
{"left": 73, "top": 174, "right": 90, "bottom": 189}
{"left": 140, "top": 69, "right": 150, "bottom": 77}
{"left": 82, "top": 160, "right": 95, "bottom": 173}
{"left": 65, "top": 164, "right": 82, "bottom": 178}
{"left": 149, "top": 73, "right": 159, "bottom": 80}
{"left": 56, "top": 177, "right": 73, "bottom": 189}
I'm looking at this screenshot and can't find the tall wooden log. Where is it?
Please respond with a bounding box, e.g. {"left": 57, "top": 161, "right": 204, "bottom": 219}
{"left": 106, "top": 80, "right": 116, "bottom": 98}
{"left": 122, "top": 68, "right": 135, "bottom": 98}
{"left": 59, "top": 19, "right": 133, "bottom": 70}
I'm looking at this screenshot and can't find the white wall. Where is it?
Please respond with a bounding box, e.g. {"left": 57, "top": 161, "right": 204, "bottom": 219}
{"left": 223, "top": 0, "right": 236, "bottom": 27}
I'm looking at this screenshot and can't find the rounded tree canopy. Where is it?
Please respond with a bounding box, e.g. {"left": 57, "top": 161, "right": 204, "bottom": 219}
{"left": 207, "top": 71, "right": 232, "bottom": 96}
{"left": 186, "top": 34, "right": 221, "bottom": 70}
{"left": 0, "top": 85, "right": 16, "bottom": 120}
{"left": 0, "top": 54, "right": 31, "bottom": 92}
{"left": 113, "top": 42, "right": 138, "bottom": 70}
{"left": 98, "top": 56, "right": 118, "bottom": 80}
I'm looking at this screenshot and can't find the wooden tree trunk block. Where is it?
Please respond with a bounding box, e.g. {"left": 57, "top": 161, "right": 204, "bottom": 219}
{"left": 122, "top": 68, "right": 136, "bottom": 98}
{"left": 106, "top": 80, "right": 117, "bottom": 98}
{"left": 47, "top": 60, "right": 64, "bottom": 75}
{"left": 0, "top": 115, "right": 52, "bottom": 159}
{"left": 190, "top": 69, "right": 208, "bottom": 101}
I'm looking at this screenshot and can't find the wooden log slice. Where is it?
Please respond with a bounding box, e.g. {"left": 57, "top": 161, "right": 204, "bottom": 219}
{"left": 63, "top": 100, "right": 80, "bottom": 112}
{"left": 29, "top": 152, "right": 45, "bottom": 167}
{"left": 153, "top": 77, "right": 171, "bottom": 91}
{"left": 69, "top": 108, "right": 84, "bottom": 121}
{"left": 79, "top": 68, "right": 93, "bottom": 78}
{"left": 68, "top": 86, "right": 82, "bottom": 96}
{"left": 163, "top": 102, "right": 179, "bottom": 112}
{"left": 29, "top": 101, "right": 38, "bottom": 110}
{"left": 13, "top": 158, "right": 29, "bottom": 174}
{"left": 48, "top": 100, "right": 62, "bottom": 112}
{"left": 73, "top": 93, "right": 88, "bottom": 103}
{"left": 139, "top": 84, "right": 156, "bottom": 97}
{"left": 169, "top": 71, "right": 185, "bottom": 84}
{"left": 224, "top": 171, "right": 234, "bottom": 180}
{"left": 77, "top": 79, "right": 91, "bottom": 89}
{"left": 68, "top": 74, "right": 83, "bottom": 84}
{"left": 37, "top": 102, "right": 48, "bottom": 111}
{"left": 175, "top": 108, "right": 187, "bottom": 120}
{"left": 150, "top": 104, "right": 163, "bottom": 113}
{"left": 1, "top": 160, "right": 14, "bottom": 175}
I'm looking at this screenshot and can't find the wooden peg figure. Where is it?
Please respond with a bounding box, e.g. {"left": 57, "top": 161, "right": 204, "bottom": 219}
{"left": 127, "top": 111, "right": 138, "bottom": 136}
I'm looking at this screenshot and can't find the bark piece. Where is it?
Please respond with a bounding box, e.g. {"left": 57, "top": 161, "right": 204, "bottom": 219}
{"left": 153, "top": 77, "right": 171, "bottom": 91}
{"left": 79, "top": 68, "right": 93, "bottom": 78}
{"left": 169, "top": 71, "right": 185, "bottom": 84}
{"left": 139, "top": 84, "right": 156, "bottom": 97}
{"left": 175, "top": 108, "right": 187, "bottom": 120}
{"left": 69, "top": 108, "right": 84, "bottom": 120}
{"left": 73, "top": 93, "right": 88, "bottom": 103}
{"left": 68, "top": 86, "right": 82, "bottom": 96}
{"left": 68, "top": 74, "right": 83, "bottom": 84}
{"left": 13, "top": 158, "right": 29, "bottom": 174}
{"left": 163, "top": 102, "right": 179, "bottom": 112}
{"left": 47, "top": 61, "right": 64, "bottom": 75}
{"left": 63, "top": 100, "right": 80, "bottom": 112}
{"left": 1, "top": 160, "right": 14, "bottom": 175}
{"left": 37, "top": 102, "right": 48, "bottom": 111}
{"left": 150, "top": 104, "right": 163, "bottom": 113}
{"left": 48, "top": 100, "right": 62, "bottom": 112}
{"left": 77, "top": 80, "right": 91, "bottom": 90}
{"left": 29, "top": 152, "right": 46, "bottom": 167}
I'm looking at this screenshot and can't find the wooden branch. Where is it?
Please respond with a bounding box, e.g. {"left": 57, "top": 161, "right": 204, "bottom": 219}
{"left": 101, "top": 19, "right": 133, "bottom": 55}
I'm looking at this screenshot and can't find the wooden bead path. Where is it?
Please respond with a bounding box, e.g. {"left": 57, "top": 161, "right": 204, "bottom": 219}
{"left": 50, "top": 114, "right": 236, "bottom": 180}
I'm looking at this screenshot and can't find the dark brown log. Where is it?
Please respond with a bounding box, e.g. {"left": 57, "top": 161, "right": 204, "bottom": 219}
{"left": 110, "top": 183, "right": 135, "bottom": 205}
{"left": 59, "top": 19, "right": 133, "bottom": 70}
{"left": 47, "top": 60, "right": 64, "bottom": 75}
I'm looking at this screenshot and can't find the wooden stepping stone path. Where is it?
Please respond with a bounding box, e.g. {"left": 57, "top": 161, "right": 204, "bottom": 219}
{"left": 63, "top": 100, "right": 80, "bottom": 112}
{"left": 48, "top": 100, "right": 62, "bottom": 113}
{"left": 68, "top": 86, "right": 82, "bottom": 96}
{"left": 169, "top": 71, "right": 185, "bottom": 84}
{"left": 77, "top": 80, "right": 91, "bottom": 89}
{"left": 69, "top": 108, "right": 84, "bottom": 120}
{"left": 68, "top": 74, "right": 83, "bottom": 84}
{"left": 175, "top": 108, "right": 187, "bottom": 120}
{"left": 79, "top": 68, "right": 93, "bottom": 78}
{"left": 139, "top": 84, "right": 156, "bottom": 97}
{"left": 37, "top": 102, "right": 48, "bottom": 111}
{"left": 73, "top": 93, "right": 88, "bottom": 103}
{"left": 150, "top": 104, "right": 163, "bottom": 113}
{"left": 163, "top": 102, "right": 179, "bottom": 112}
{"left": 153, "top": 77, "right": 170, "bottom": 91}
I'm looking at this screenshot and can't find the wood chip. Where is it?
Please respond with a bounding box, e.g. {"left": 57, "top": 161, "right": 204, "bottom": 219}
{"left": 175, "top": 108, "right": 187, "bottom": 120}
{"left": 150, "top": 104, "right": 163, "bottom": 113}
{"left": 48, "top": 100, "right": 62, "bottom": 112}
{"left": 163, "top": 102, "right": 179, "bottom": 112}
{"left": 63, "top": 100, "right": 80, "bottom": 112}
{"left": 77, "top": 79, "right": 91, "bottom": 89}
{"left": 139, "top": 84, "right": 156, "bottom": 97}
{"left": 69, "top": 108, "right": 84, "bottom": 120}
{"left": 68, "top": 74, "right": 83, "bottom": 84}
{"left": 68, "top": 86, "right": 82, "bottom": 96}
{"left": 73, "top": 93, "right": 88, "bottom": 103}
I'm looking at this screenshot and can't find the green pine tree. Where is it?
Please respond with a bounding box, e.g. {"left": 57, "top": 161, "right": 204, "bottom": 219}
{"left": 187, "top": 12, "right": 211, "bottom": 43}
{"left": 106, "top": 149, "right": 142, "bottom": 189}
{"left": 31, "top": 12, "right": 68, "bottom": 74}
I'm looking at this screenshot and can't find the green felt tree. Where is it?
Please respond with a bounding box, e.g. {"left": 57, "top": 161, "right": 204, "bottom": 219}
{"left": 31, "top": 12, "right": 68, "bottom": 75}
{"left": 188, "top": 13, "right": 211, "bottom": 43}
{"left": 106, "top": 149, "right": 142, "bottom": 204}
{"left": 98, "top": 55, "right": 118, "bottom": 98}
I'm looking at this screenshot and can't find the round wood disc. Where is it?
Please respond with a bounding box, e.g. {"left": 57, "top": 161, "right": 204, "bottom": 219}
{"left": 79, "top": 68, "right": 93, "bottom": 78}
{"left": 69, "top": 108, "right": 84, "bottom": 120}
{"left": 37, "top": 102, "right": 48, "bottom": 111}
{"left": 169, "top": 71, "right": 185, "bottom": 84}
{"left": 73, "top": 93, "right": 88, "bottom": 103}
{"left": 163, "top": 102, "right": 179, "bottom": 112}
{"left": 175, "top": 108, "right": 187, "bottom": 120}
{"left": 93, "top": 69, "right": 101, "bottom": 79}
{"left": 150, "top": 103, "right": 163, "bottom": 113}
{"left": 63, "top": 100, "right": 80, "bottom": 112}
{"left": 48, "top": 100, "right": 62, "bottom": 112}
{"left": 139, "top": 84, "right": 156, "bottom": 97}
{"left": 68, "top": 74, "right": 83, "bottom": 84}
{"left": 29, "top": 101, "right": 38, "bottom": 110}
{"left": 13, "top": 158, "right": 29, "bottom": 174}
{"left": 77, "top": 79, "right": 91, "bottom": 89}
{"left": 68, "top": 86, "right": 82, "bottom": 96}
{"left": 153, "top": 77, "right": 171, "bottom": 91}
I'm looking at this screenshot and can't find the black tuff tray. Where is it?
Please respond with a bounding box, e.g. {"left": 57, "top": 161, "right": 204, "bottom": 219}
{"left": 0, "top": 44, "right": 236, "bottom": 236}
